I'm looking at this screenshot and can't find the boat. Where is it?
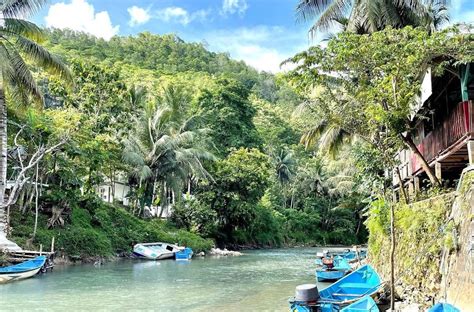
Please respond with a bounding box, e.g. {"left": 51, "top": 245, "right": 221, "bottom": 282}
{"left": 316, "top": 257, "right": 352, "bottom": 282}
{"left": 133, "top": 242, "right": 183, "bottom": 260}
{"left": 340, "top": 295, "right": 379, "bottom": 311}
{"left": 290, "top": 303, "right": 311, "bottom": 312}
{"left": 318, "top": 264, "right": 381, "bottom": 305}
{"left": 428, "top": 303, "right": 460, "bottom": 312}
{"left": 289, "top": 265, "right": 381, "bottom": 312}
{"left": 175, "top": 247, "right": 193, "bottom": 260}
{"left": 0, "top": 255, "right": 47, "bottom": 284}
{"left": 316, "top": 250, "right": 366, "bottom": 266}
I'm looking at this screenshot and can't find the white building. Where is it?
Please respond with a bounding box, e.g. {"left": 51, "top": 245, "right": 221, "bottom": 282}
{"left": 96, "top": 181, "right": 130, "bottom": 206}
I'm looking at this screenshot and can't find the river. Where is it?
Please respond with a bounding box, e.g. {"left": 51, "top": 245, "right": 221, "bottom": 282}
{"left": 0, "top": 248, "right": 333, "bottom": 311}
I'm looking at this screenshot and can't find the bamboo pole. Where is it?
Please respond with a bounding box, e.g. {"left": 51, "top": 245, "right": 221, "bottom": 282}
{"left": 51, "top": 236, "right": 55, "bottom": 253}
{"left": 39, "top": 244, "right": 43, "bottom": 256}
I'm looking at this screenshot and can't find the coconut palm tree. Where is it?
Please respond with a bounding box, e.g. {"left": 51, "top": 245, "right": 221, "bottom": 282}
{"left": 0, "top": 0, "right": 71, "bottom": 205}
{"left": 272, "top": 148, "right": 296, "bottom": 186}
{"left": 123, "top": 85, "right": 215, "bottom": 217}
{"left": 296, "top": 0, "right": 449, "bottom": 36}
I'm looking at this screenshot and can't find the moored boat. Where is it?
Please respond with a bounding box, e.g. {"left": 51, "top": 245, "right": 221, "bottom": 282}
{"left": 175, "top": 247, "right": 193, "bottom": 260}
{"left": 133, "top": 242, "right": 183, "bottom": 260}
{"left": 289, "top": 265, "right": 382, "bottom": 312}
{"left": 428, "top": 303, "right": 460, "bottom": 312}
{"left": 340, "top": 295, "right": 379, "bottom": 312}
{"left": 0, "top": 255, "right": 47, "bottom": 284}
{"left": 316, "top": 257, "right": 351, "bottom": 282}
{"left": 318, "top": 264, "right": 381, "bottom": 305}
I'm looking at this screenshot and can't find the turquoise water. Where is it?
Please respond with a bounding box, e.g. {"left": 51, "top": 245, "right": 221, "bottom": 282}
{"left": 0, "top": 248, "right": 331, "bottom": 311}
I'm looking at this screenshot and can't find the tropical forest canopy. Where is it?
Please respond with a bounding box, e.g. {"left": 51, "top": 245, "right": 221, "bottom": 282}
{"left": 8, "top": 28, "right": 369, "bottom": 257}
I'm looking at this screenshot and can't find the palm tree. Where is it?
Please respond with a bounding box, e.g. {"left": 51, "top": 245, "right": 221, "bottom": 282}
{"left": 296, "top": 0, "right": 449, "bottom": 36}
{"left": 0, "top": 1, "right": 71, "bottom": 205}
{"left": 271, "top": 148, "right": 296, "bottom": 208}
{"left": 123, "top": 85, "right": 215, "bottom": 217}
{"left": 273, "top": 149, "right": 296, "bottom": 186}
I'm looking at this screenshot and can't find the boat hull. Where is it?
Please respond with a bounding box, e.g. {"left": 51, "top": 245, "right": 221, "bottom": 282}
{"left": 0, "top": 255, "right": 47, "bottom": 284}
{"left": 316, "top": 269, "right": 347, "bottom": 282}
{"left": 428, "top": 303, "right": 460, "bottom": 312}
{"left": 0, "top": 267, "right": 42, "bottom": 284}
{"left": 318, "top": 264, "right": 381, "bottom": 306}
{"left": 175, "top": 247, "right": 193, "bottom": 260}
{"left": 133, "top": 242, "right": 181, "bottom": 260}
{"left": 341, "top": 295, "right": 379, "bottom": 312}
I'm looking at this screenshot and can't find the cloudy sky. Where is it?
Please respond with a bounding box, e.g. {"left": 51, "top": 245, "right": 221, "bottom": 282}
{"left": 33, "top": 0, "right": 474, "bottom": 73}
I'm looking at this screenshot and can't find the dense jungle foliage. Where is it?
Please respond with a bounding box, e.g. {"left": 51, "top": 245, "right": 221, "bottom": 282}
{"left": 8, "top": 29, "right": 370, "bottom": 257}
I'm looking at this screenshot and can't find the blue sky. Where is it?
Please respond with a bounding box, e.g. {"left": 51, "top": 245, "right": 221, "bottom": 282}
{"left": 33, "top": 0, "right": 474, "bottom": 73}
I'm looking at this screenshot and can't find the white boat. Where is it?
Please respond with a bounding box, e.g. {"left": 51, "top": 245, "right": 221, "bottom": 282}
{"left": 133, "top": 242, "right": 183, "bottom": 260}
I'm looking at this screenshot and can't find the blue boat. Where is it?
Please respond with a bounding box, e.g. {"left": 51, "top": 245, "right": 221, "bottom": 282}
{"left": 340, "top": 295, "right": 379, "bottom": 312}
{"left": 175, "top": 247, "right": 193, "bottom": 260}
{"left": 289, "top": 303, "right": 311, "bottom": 312}
{"left": 0, "top": 255, "right": 47, "bottom": 284}
{"left": 316, "top": 257, "right": 352, "bottom": 282}
{"left": 318, "top": 264, "right": 381, "bottom": 305}
{"left": 428, "top": 303, "right": 460, "bottom": 312}
{"left": 316, "top": 250, "right": 366, "bottom": 266}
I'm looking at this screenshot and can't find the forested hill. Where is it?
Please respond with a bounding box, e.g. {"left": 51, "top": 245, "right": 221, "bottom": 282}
{"left": 10, "top": 28, "right": 368, "bottom": 258}
{"left": 45, "top": 29, "right": 258, "bottom": 78}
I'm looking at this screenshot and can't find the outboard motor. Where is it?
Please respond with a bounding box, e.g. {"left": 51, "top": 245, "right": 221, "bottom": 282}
{"left": 290, "top": 284, "right": 320, "bottom": 311}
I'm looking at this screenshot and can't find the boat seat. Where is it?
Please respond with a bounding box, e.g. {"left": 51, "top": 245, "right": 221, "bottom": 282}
{"left": 339, "top": 283, "right": 371, "bottom": 289}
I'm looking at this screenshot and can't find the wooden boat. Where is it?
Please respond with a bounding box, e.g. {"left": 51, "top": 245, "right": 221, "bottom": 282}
{"left": 175, "top": 247, "right": 193, "bottom": 260}
{"left": 318, "top": 264, "right": 381, "bottom": 306}
{"left": 428, "top": 303, "right": 460, "bottom": 312}
{"left": 0, "top": 255, "right": 46, "bottom": 284}
{"left": 316, "top": 257, "right": 351, "bottom": 282}
{"left": 340, "top": 295, "right": 379, "bottom": 311}
{"left": 133, "top": 242, "right": 183, "bottom": 260}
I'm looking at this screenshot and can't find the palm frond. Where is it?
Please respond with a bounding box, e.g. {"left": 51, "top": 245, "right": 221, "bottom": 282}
{"left": 0, "top": 41, "right": 42, "bottom": 103}
{"left": 309, "top": 0, "right": 353, "bottom": 35}
{"left": 14, "top": 36, "right": 72, "bottom": 82}
{"left": 1, "top": 0, "right": 48, "bottom": 18}
{"left": 1, "top": 18, "right": 44, "bottom": 42}
{"left": 296, "top": 0, "right": 337, "bottom": 22}
{"left": 300, "top": 119, "right": 328, "bottom": 149}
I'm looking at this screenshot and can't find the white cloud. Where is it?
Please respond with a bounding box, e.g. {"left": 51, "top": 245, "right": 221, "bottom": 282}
{"left": 203, "top": 26, "right": 307, "bottom": 73}
{"left": 155, "top": 7, "right": 210, "bottom": 25}
{"left": 128, "top": 6, "right": 151, "bottom": 27}
{"left": 45, "top": 0, "right": 119, "bottom": 40}
{"left": 221, "top": 0, "right": 248, "bottom": 16}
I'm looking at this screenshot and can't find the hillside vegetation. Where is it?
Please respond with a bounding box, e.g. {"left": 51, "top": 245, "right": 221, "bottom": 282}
{"left": 9, "top": 29, "right": 368, "bottom": 258}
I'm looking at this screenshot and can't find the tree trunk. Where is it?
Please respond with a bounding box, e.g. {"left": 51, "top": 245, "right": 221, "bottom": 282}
{"left": 396, "top": 167, "right": 409, "bottom": 204}
{"left": 0, "top": 88, "right": 7, "bottom": 206}
{"left": 390, "top": 198, "right": 396, "bottom": 310}
{"left": 33, "top": 163, "right": 39, "bottom": 238}
{"left": 401, "top": 134, "right": 441, "bottom": 187}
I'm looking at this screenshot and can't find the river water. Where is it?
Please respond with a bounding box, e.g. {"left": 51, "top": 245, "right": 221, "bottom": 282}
{"left": 1, "top": 248, "right": 332, "bottom": 311}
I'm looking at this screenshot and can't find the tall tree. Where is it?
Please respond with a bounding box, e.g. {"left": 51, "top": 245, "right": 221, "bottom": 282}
{"left": 123, "top": 85, "right": 215, "bottom": 215}
{"left": 0, "top": 0, "right": 70, "bottom": 206}
{"left": 286, "top": 27, "right": 473, "bottom": 187}
{"left": 195, "top": 79, "right": 263, "bottom": 156}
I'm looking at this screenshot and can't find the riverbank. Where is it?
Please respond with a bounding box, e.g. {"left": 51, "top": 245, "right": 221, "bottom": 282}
{"left": 7, "top": 196, "right": 364, "bottom": 263}
{"left": 7, "top": 201, "right": 214, "bottom": 262}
